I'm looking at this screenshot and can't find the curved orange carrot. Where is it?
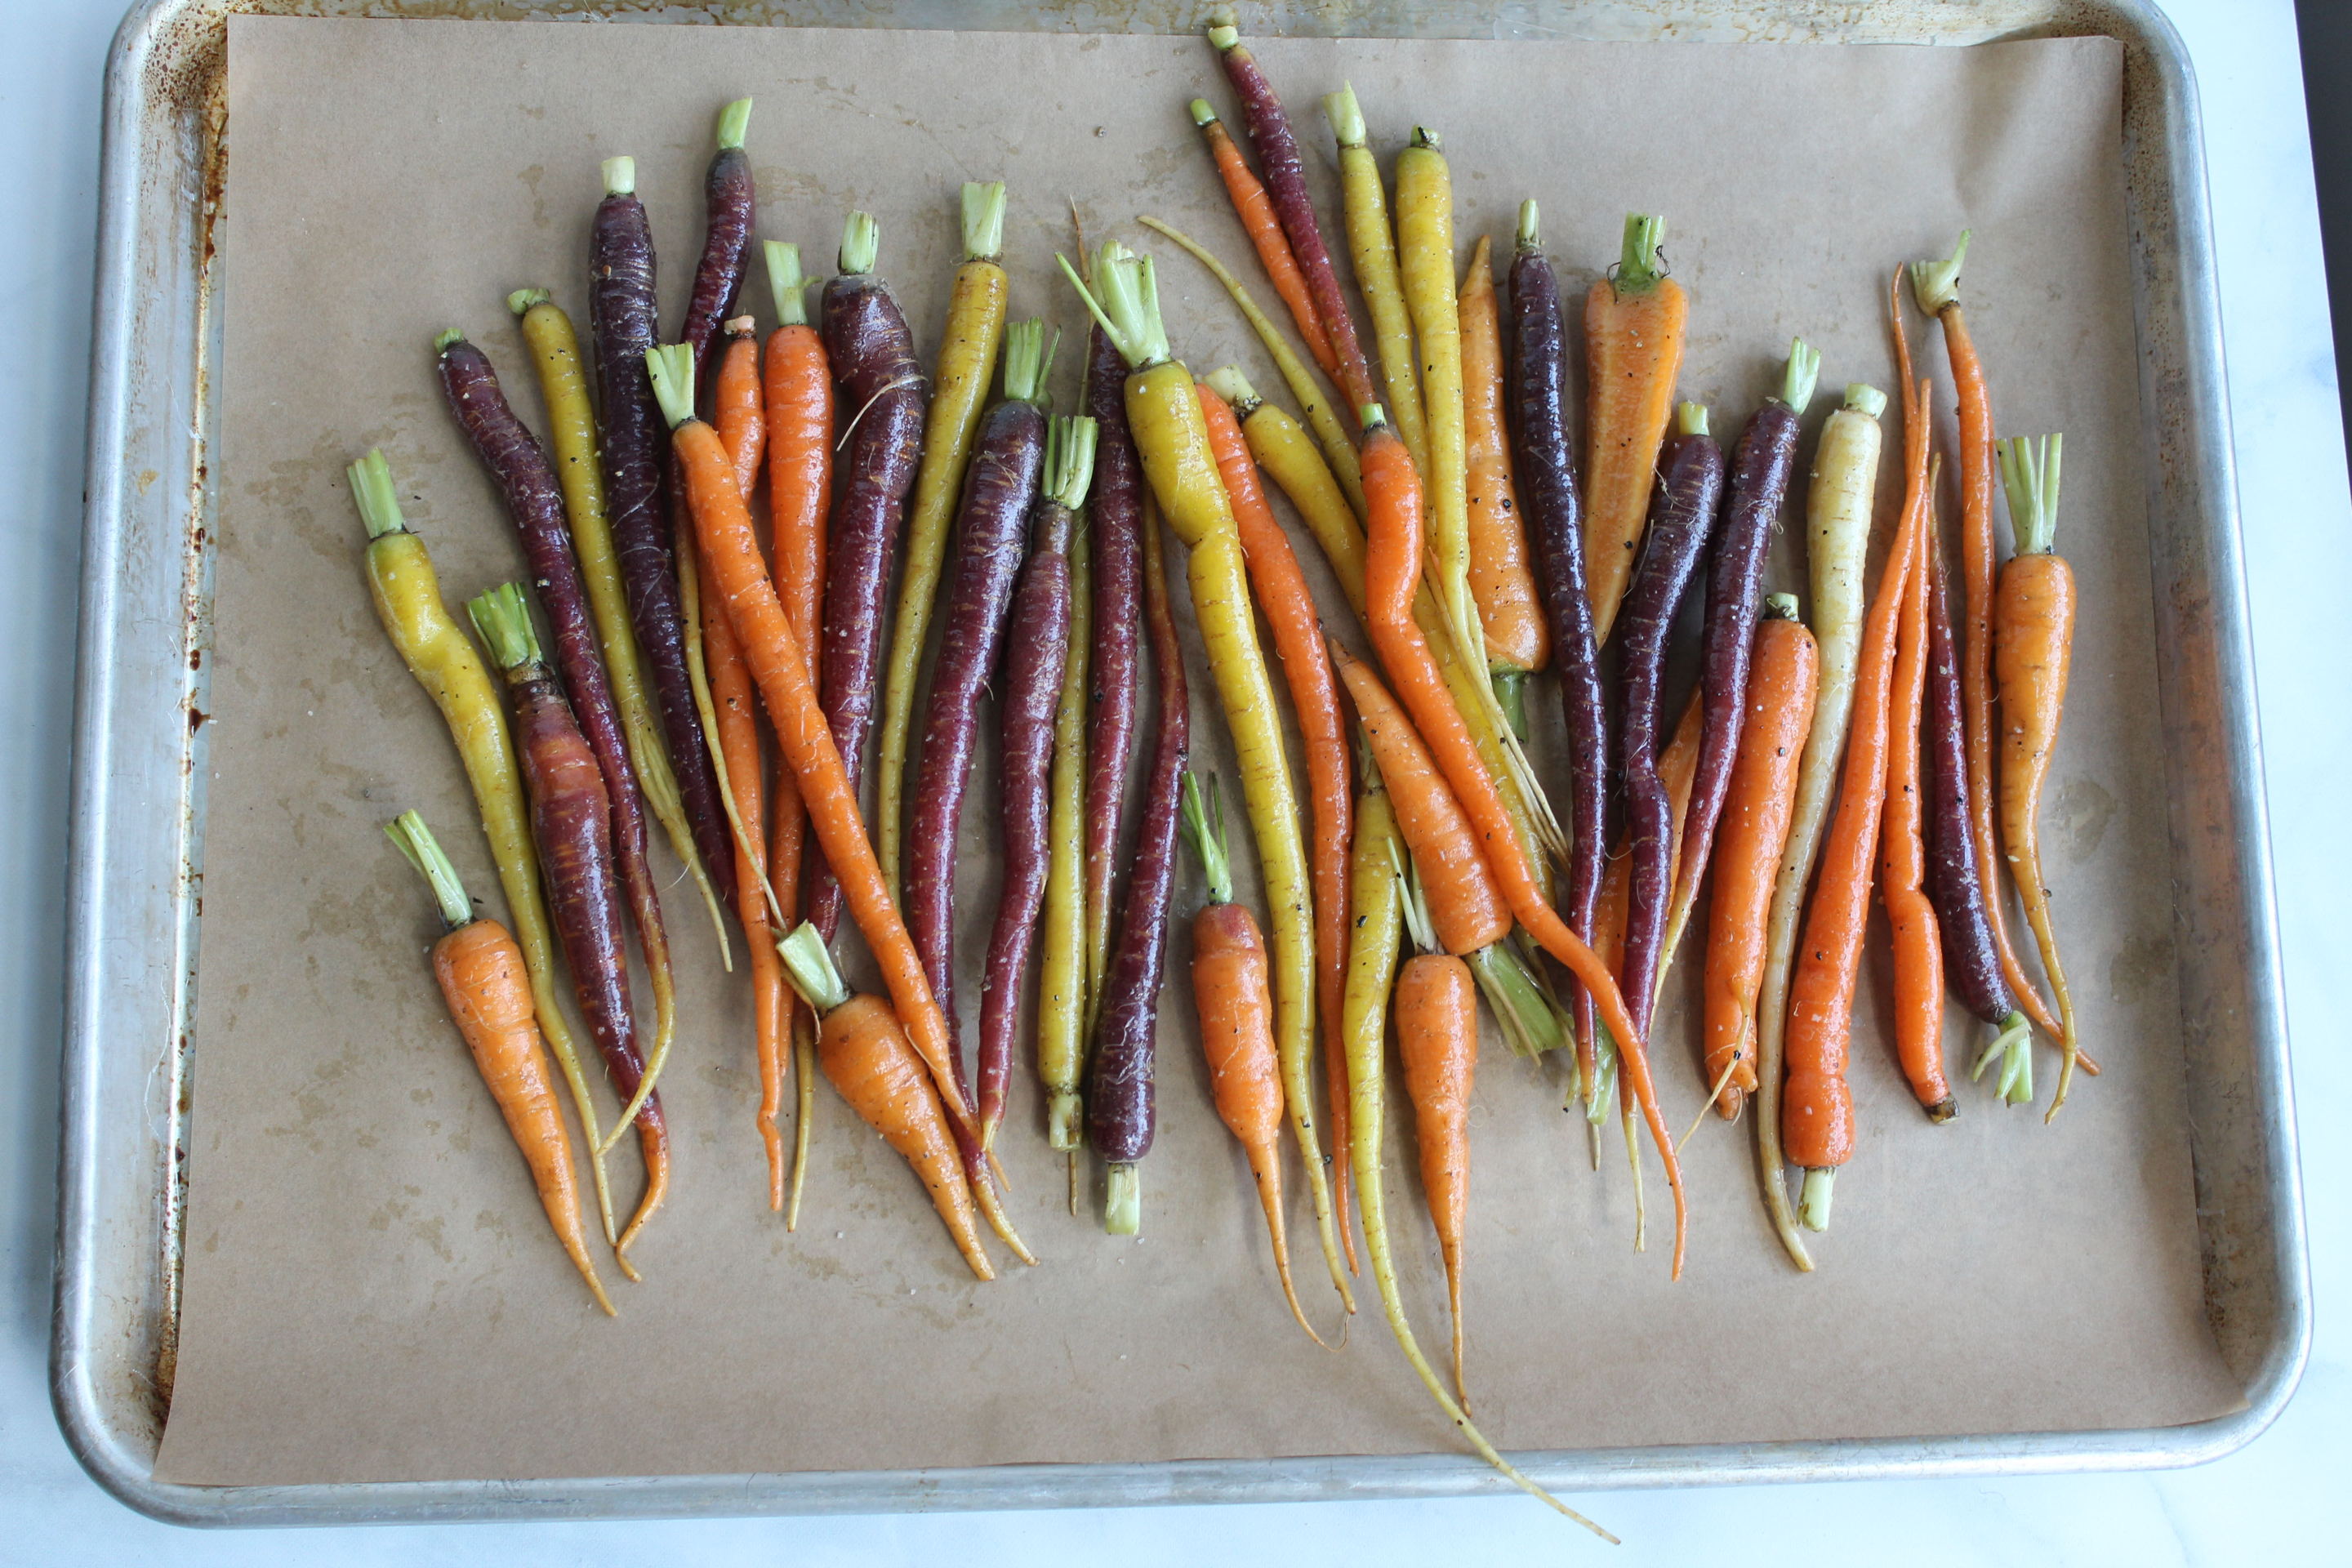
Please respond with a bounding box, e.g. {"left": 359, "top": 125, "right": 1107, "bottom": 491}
{"left": 1993, "top": 432, "right": 2082, "bottom": 1117}
{"left": 650, "top": 345, "right": 973, "bottom": 1137}
{"left": 1197, "top": 377, "right": 1356, "bottom": 1271}
{"left": 710, "top": 318, "right": 792, "bottom": 1203}
{"left": 1784, "top": 277, "right": 1934, "bottom": 1231}
{"left": 1358, "top": 411, "right": 1686, "bottom": 1274}
{"left": 776, "top": 925, "right": 991, "bottom": 1279}
{"left": 1910, "top": 237, "right": 2062, "bottom": 1040}
{"left": 1458, "top": 235, "right": 1548, "bottom": 689}
{"left": 1701, "top": 601, "right": 1817, "bottom": 1120}
{"left": 763, "top": 243, "right": 833, "bottom": 1224}
{"left": 1582, "top": 215, "right": 1689, "bottom": 644}
{"left": 1181, "top": 773, "right": 1332, "bottom": 1347}
{"left": 1885, "top": 482, "right": 1953, "bottom": 1120}
{"left": 1190, "top": 99, "right": 1337, "bottom": 381}
{"left": 387, "top": 813, "right": 612, "bottom": 1314}
{"left": 1393, "top": 869, "right": 1477, "bottom": 1408}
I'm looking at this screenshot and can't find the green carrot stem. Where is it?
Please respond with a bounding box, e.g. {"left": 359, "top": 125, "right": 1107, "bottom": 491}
{"left": 466, "top": 581, "right": 544, "bottom": 674}
{"left": 1843, "top": 382, "right": 1888, "bottom": 419}
{"left": 776, "top": 922, "right": 851, "bottom": 1014}
{"left": 1045, "top": 415, "right": 1098, "bottom": 512}
{"left": 1615, "top": 213, "right": 1668, "bottom": 296}
{"left": 1798, "top": 1166, "right": 1836, "bottom": 1232}
{"left": 1056, "top": 241, "right": 1168, "bottom": 372}
{"left": 385, "top": 809, "right": 473, "bottom": 931}
{"left": 1676, "top": 401, "right": 1708, "bottom": 439}
{"left": 1468, "top": 942, "right": 1566, "bottom": 1059}
{"left": 1909, "top": 230, "right": 1971, "bottom": 316}
{"left": 1780, "top": 338, "right": 1822, "bottom": 416}
{"left": 347, "top": 448, "right": 408, "bottom": 540}
{"left": 839, "top": 211, "right": 880, "bottom": 278}
{"left": 1001, "top": 318, "right": 1051, "bottom": 405}
{"left": 1104, "top": 1161, "right": 1142, "bottom": 1236}
{"left": 646, "top": 344, "right": 698, "bottom": 431}
{"left": 602, "top": 155, "right": 635, "bottom": 198}
{"left": 765, "top": 241, "right": 807, "bottom": 327}
{"left": 1205, "top": 363, "right": 1259, "bottom": 416}
{"left": 715, "top": 97, "right": 753, "bottom": 152}
{"left": 507, "top": 287, "right": 551, "bottom": 316}
{"left": 1324, "top": 82, "right": 1366, "bottom": 149}
{"left": 961, "top": 180, "right": 1009, "bottom": 263}
{"left": 1997, "top": 434, "right": 2064, "bottom": 555}
{"left": 1178, "top": 770, "right": 1234, "bottom": 906}
{"left": 1516, "top": 198, "right": 1540, "bottom": 253}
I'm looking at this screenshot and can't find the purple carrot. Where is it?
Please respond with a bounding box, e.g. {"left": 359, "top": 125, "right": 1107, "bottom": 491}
{"left": 435, "top": 325, "right": 677, "bottom": 1128}
{"left": 1618, "top": 402, "right": 1724, "bottom": 1040}
{"left": 1508, "top": 201, "right": 1610, "bottom": 1111}
{"left": 586, "top": 154, "right": 735, "bottom": 909}
{"left": 1205, "top": 17, "right": 1377, "bottom": 416}
{"left": 806, "top": 212, "right": 932, "bottom": 947}
{"left": 679, "top": 98, "right": 756, "bottom": 398}
{"left": 1667, "top": 341, "right": 1820, "bottom": 956}
{"left": 1082, "top": 321, "right": 1145, "bottom": 1008}
{"left": 978, "top": 416, "right": 1097, "bottom": 1148}
{"left": 1086, "top": 496, "right": 1190, "bottom": 1235}
{"left": 1923, "top": 507, "right": 2031, "bottom": 1062}
{"left": 467, "top": 583, "right": 668, "bottom": 1254}
{"left": 906, "top": 320, "right": 1053, "bottom": 1049}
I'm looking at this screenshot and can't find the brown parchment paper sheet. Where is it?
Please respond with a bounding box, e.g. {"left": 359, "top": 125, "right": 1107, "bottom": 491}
{"left": 154, "top": 16, "right": 2239, "bottom": 1486}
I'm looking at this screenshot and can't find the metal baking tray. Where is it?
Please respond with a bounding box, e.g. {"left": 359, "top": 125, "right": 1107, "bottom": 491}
{"left": 55, "top": 0, "right": 2308, "bottom": 1527}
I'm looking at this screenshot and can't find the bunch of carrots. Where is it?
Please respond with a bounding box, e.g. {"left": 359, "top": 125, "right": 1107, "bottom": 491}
{"left": 336, "top": 30, "right": 2090, "bottom": 1531}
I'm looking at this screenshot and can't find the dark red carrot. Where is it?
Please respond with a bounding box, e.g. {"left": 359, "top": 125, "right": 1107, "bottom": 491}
{"left": 468, "top": 584, "right": 666, "bottom": 1258}
{"left": 1083, "top": 321, "right": 1147, "bottom": 1016}
{"left": 1659, "top": 342, "right": 1820, "bottom": 982}
{"left": 1508, "top": 201, "right": 1608, "bottom": 1107}
{"left": 978, "top": 416, "right": 1095, "bottom": 1149}
{"left": 806, "top": 212, "right": 931, "bottom": 946}
{"left": 679, "top": 99, "right": 756, "bottom": 396}
{"left": 588, "top": 154, "right": 734, "bottom": 910}
{"left": 1087, "top": 500, "right": 1189, "bottom": 1234}
{"left": 1205, "top": 18, "right": 1378, "bottom": 416}
{"left": 1617, "top": 403, "right": 1724, "bottom": 1040}
{"left": 904, "top": 320, "right": 1053, "bottom": 1040}
{"left": 434, "top": 327, "right": 679, "bottom": 1132}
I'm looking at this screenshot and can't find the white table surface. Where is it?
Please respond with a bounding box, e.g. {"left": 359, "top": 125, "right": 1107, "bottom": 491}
{"left": 5, "top": 2, "right": 2341, "bottom": 1561}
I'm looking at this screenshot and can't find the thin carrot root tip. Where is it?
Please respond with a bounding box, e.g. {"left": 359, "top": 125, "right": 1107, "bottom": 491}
{"left": 1104, "top": 1162, "right": 1142, "bottom": 1235}
{"left": 1797, "top": 1167, "right": 1836, "bottom": 1232}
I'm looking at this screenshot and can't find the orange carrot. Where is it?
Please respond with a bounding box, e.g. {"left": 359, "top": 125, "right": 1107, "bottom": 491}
{"left": 1582, "top": 215, "right": 1690, "bottom": 645}
{"left": 1189, "top": 98, "right": 1338, "bottom": 381}
{"left": 775, "top": 924, "right": 992, "bottom": 1279}
{"left": 1993, "top": 432, "right": 2082, "bottom": 1117}
{"left": 763, "top": 243, "right": 833, "bottom": 1225}
{"left": 1393, "top": 862, "right": 1478, "bottom": 1408}
{"left": 1783, "top": 276, "right": 1933, "bottom": 1231}
{"left": 1180, "top": 773, "right": 1333, "bottom": 1347}
{"left": 386, "top": 812, "right": 612, "bottom": 1314}
{"left": 709, "top": 317, "right": 792, "bottom": 1204}
{"left": 1458, "top": 234, "right": 1548, "bottom": 703}
{"left": 1909, "top": 236, "right": 2063, "bottom": 1040}
{"left": 648, "top": 345, "right": 974, "bottom": 1136}
{"left": 1357, "top": 408, "right": 1687, "bottom": 1274}
{"left": 1197, "top": 375, "right": 1356, "bottom": 1272}
{"left": 1884, "top": 479, "right": 1953, "bottom": 1121}
{"left": 1700, "top": 599, "right": 1817, "bottom": 1120}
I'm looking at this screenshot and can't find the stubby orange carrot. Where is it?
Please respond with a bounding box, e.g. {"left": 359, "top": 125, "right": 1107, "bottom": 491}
{"left": 1181, "top": 772, "right": 1334, "bottom": 1347}
{"left": 1393, "top": 860, "right": 1478, "bottom": 1408}
{"left": 386, "top": 812, "right": 612, "bottom": 1314}
{"left": 776, "top": 924, "right": 992, "bottom": 1280}
{"left": 1582, "top": 215, "right": 1689, "bottom": 644}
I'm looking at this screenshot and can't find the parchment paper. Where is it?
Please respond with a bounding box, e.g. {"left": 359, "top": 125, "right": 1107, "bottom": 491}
{"left": 155, "top": 16, "right": 2239, "bottom": 1486}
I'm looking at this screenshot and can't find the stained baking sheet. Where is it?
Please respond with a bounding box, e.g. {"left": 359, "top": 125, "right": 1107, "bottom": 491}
{"left": 149, "top": 15, "right": 2240, "bottom": 1488}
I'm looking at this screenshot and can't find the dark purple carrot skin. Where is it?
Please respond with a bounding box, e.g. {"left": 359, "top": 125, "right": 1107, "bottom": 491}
{"left": 1616, "top": 421, "right": 1724, "bottom": 1037}
{"left": 806, "top": 266, "right": 930, "bottom": 944}
{"left": 1086, "top": 512, "right": 1190, "bottom": 1166}
{"left": 1674, "top": 399, "right": 1805, "bottom": 924}
{"left": 434, "top": 337, "right": 672, "bottom": 976}
{"left": 680, "top": 106, "right": 756, "bottom": 399}
{"left": 1508, "top": 234, "right": 1609, "bottom": 1058}
{"left": 587, "top": 180, "right": 736, "bottom": 906}
{"left": 978, "top": 497, "right": 1076, "bottom": 1138}
{"left": 1923, "top": 519, "right": 2013, "bottom": 1026}
{"left": 906, "top": 396, "right": 1049, "bottom": 1039}
{"left": 1211, "top": 29, "right": 1374, "bottom": 409}
{"left": 507, "top": 663, "right": 665, "bottom": 1141}
{"left": 1084, "top": 324, "right": 1145, "bottom": 963}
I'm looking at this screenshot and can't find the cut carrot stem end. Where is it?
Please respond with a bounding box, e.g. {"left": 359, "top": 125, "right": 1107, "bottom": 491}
{"left": 1781, "top": 338, "right": 1823, "bottom": 415}
{"left": 960, "top": 180, "right": 1009, "bottom": 261}
{"left": 1105, "top": 1161, "right": 1142, "bottom": 1235}
{"left": 1997, "top": 434, "right": 2064, "bottom": 555}
{"left": 600, "top": 155, "right": 635, "bottom": 197}
{"left": 1797, "top": 1166, "right": 1836, "bottom": 1232}
{"left": 507, "top": 287, "right": 551, "bottom": 316}
{"left": 1615, "top": 212, "right": 1668, "bottom": 296}
{"left": 776, "top": 922, "right": 853, "bottom": 1014}
{"left": 347, "top": 448, "right": 408, "bottom": 539}
{"left": 715, "top": 96, "right": 753, "bottom": 152}
{"left": 839, "top": 210, "right": 880, "bottom": 276}
{"left": 1909, "top": 229, "right": 1971, "bottom": 315}
{"left": 764, "top": 241, "right": 807, "bottom": 327}
{"left": 385, "top": 810, "right": 473, "bottom": 931}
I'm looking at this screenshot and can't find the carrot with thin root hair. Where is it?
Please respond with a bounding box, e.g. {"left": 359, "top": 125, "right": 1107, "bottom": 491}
{"left": 762, "top": 240, "right": 834, "bottom": 1225}
{"left": 647, "top": 345, "right": 975, "bottom": 1138}
{"left": 1354, "top": 409, "right": 1686, "bottom": 1273}
{"left": 1458, "top": 234, "right": 1548, "bottom": 716}
{"left": 1394, "top": 861, "right": 1477, "bottom": 1410}
{"left": 1038, "top": 527, "right": 1094, "bottom": 1158}
{"left": 1179, "top": 773, "right": 1334, "bottom": 1347}
{"left": 776, "top": 924, "right": 993, "bottom": 1280}
{"left": 1993, "top": 434, "right": 2082, "bottom": 1116}
{"left": 386, "top": 811, "right": 613, "bottom": 1314}
{"left": 1324, "top": 82, "right": 1428, "bottom": 475}
{"left": 1886, "top": 473, "right": 1954, "bottom": 1121}
{"left": 1911, "top": 236, "right": 2064, "bottom": 1040}
{"left": 1199, "top": 372, "right": 1356, "bottom": 1271}
{"left": 1139, "top": 215, "right": 1365, "bottom": 519}
{"left": 1582, "top": 214, "right": 1689, "bottom": 645}
{"left": 1189, "top": 98, "right": 1336, "bottom": 380}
